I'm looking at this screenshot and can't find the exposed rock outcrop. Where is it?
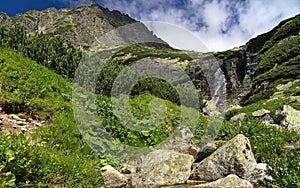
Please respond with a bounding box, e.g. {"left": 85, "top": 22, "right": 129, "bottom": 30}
{"left": 0, "top": 2, "right": 169, "bottom": 50}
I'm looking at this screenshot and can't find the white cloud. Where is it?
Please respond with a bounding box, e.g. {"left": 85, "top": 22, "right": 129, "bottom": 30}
{"left": 60, "top": 0, "right": 300, "bottom": 52}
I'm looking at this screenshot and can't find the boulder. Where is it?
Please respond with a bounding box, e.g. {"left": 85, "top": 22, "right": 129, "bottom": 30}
{"left": 190, "top": 134, "right": 257, "bottom": 182}
{"left": 194, "top": 174, "right": 253, "bottom": 188}
{"left": 132, "top": 150, "right": 194, "bottom": 187}
{"left": 101, "top": 165, "right": 129, "bottom": 188}
{"left": 230, "top": 113, "right": 246, "bottom": 122}
{"left": 282, "top": 105, "right": 300, "bottom": 134}
{"left": 252, "top": 109, "right": 270, "bottom": 117}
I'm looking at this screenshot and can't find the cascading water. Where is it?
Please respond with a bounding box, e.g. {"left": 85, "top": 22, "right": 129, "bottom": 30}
{"left": 211, "top": 67, "right": 227, "bottom": 112}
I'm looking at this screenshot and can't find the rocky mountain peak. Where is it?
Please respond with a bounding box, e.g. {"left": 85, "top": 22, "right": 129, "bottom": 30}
{"left": 0, "top": 2, "right": 167, "bottom": 50}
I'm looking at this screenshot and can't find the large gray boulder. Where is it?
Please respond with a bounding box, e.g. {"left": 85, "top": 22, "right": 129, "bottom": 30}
{"left": 132, "top": 150, "right": 194, "bottom": 187}
{"left": 194, "top": 174, "right": 253, "bottom": 188}
{"left": 190, "top": 134, "right": 257, "bottom": 181}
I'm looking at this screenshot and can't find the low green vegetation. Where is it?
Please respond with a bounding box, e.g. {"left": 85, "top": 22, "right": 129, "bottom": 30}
{"left": 0, "top": 49, "right": 109, "bottom": 187}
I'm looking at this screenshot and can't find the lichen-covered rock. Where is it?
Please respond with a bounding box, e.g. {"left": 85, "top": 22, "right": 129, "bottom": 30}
{"left": 194, "top": 174, "right": 253, "bottom": 188}
{"left": 252, "top": 109, "right": 270, "bottom": 117}
{"left": 190, "top": 134, "right": 257, "bottom": 182}
{"left": 282, "top": 105, "right": 300, "bottom": 134}
{"left": 101, "top": 165, "right": 129, "bottom": 188}
{"left": 230, "top": 113, "right": 246, "bottom": 122}
{"left": 132, "top": 150, "right": 194, "bottom": 187}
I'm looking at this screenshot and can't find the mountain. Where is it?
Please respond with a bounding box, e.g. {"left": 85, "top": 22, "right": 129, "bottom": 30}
{"left": 0, "top": 2, "right": 169, "bottom": 50}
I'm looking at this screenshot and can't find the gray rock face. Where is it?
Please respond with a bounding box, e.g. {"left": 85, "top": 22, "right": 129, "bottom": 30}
{"left": 0, "top": 2, "right": 168, "bottom": 50}
{"left": 101, "top": 165, "right": 129, "bottom": 188}
{"left": 132, "top": 150, "right": 194, "bottom": 187}
{"left": 194, "top": 174, "right": 253, "bottom": 188}
{"left": 190, "top": 134, "right": 257, "bottom": 182}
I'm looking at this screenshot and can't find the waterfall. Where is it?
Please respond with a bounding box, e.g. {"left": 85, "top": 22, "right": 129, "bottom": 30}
{"left": 211, "top": 67, "right": 226, "bottom": 112}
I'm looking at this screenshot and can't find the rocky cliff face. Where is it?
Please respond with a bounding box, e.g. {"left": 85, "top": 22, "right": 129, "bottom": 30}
{"left": 215, "top": 14, "right": 300, "bottom": 102}
{"left": 0, "top": 2, "right": 168, "bottom": 50}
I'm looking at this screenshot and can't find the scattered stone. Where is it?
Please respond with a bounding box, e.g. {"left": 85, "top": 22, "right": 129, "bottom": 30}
{"left": 101, "top": 165, "right": 129, "bottom": 188}
{"left": 226, "top": 105, "right": 242, "bottom": 112}
{"left": 34, "top": 122, "right": 42, "bottom": 127}
{"left": 196, "top": 140, "right": 225, "bottom": 162}
{"left": 17, "top": 121, "right": 27, "bottom": 126}
{"left": 276, "top": 80, "right": 298, "bottom": 91}
{"left": 246, "top": 163, "right": 270, "bottom": 183}
{"left": 290, "top": 96, "right": 300, "bottom": 103}
{"left": 132, "top": 150, "right": 194, "bottom": 187}
{"left": 282, "top": 105, "right": 300, "bottom": 134}
{"left": 194, "top": 174, "right": 253, "bottom": 188}
{"left": 190, "top": 134, "right": 257, "bottom": 182}
{"left": 261, "top": 114, "right": 273, "bottom": 124}
{"left": 203, "top": 101, "right": 220, "bottom": 116}
{"left": 252, "top": 109, "right": 270, "bottom": 117}
{"left": 230, "top": 113, "right": 246, "bottom": 122}
{"left": 162, "top": 127, "right": 196, "bottom": 156}
{"left": 10, "top": 114, "right": 26, "bottom": 122}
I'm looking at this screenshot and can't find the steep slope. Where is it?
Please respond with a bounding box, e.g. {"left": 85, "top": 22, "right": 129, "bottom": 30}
{"left": 0, "top": 2, "right": 168, "bottom": 49}
{"left": 215, "top": 14, "right": 300, "bottom": 101}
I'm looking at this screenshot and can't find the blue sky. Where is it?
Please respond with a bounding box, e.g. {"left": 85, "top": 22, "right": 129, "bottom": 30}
{"left": 0, "top": 0, "right": 299, "bottom": 51}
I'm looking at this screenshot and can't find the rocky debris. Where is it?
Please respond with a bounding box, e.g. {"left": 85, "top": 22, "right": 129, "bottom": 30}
{"left": 230, "top": 113, "right": 246, "bottom": 122}
{"left": 252, "top": 109, "right": 270, "bottom": 117}
{"left": 276, "top": 80, "right": 299, "bottom": 91}
{"left": 101, "top": 165, "right": 129, "bottom": 188}
{"left": 190, "top": 134, "right": 261, "bottom": 182}
{"left": 194, "top": 174, "right": 253, "bottom": 188}
{"left": 226, "top": 105, "right": 242, "bottom": 112}
{"left": 261, "top": 114, "right": 274, "bottom": 124}
{"left": 196, "top": 140, "right": 225, "bottom": 162}
{"left": 132, "top": 150, "right": 194, "bottom": 187}
{"left": 0, "top": 112, "right": 46, "bottom": 135}
{"left": 282, "top": 105, "right": 300, "bottom": 134}
{"left": 162, "top": 127, "right": 198, "bottom": 158}
{"left": 100, "top": 134, "right": 268, "bottom": 187}
{"left": 203, "top": 101, "right": 220, "bottom": 116}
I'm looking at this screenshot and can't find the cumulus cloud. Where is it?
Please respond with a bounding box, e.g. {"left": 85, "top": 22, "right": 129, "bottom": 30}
{"left": 60, "top": 0, "right": 300, "bottom": 52}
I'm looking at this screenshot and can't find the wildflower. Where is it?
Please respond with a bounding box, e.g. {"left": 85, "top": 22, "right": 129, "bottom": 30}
{"left": 253, "top": 145, "right": 257, "bottom": 149}
{"left": 41, "top": 141, "right": 47, "bottom": 145}
{"left": 55, "top": 143, "right": 60, "bottom": 147}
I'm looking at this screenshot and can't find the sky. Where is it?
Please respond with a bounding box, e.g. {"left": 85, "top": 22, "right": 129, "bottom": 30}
{"left": 0, "top": 0, "right": 299, "bottom": 52}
